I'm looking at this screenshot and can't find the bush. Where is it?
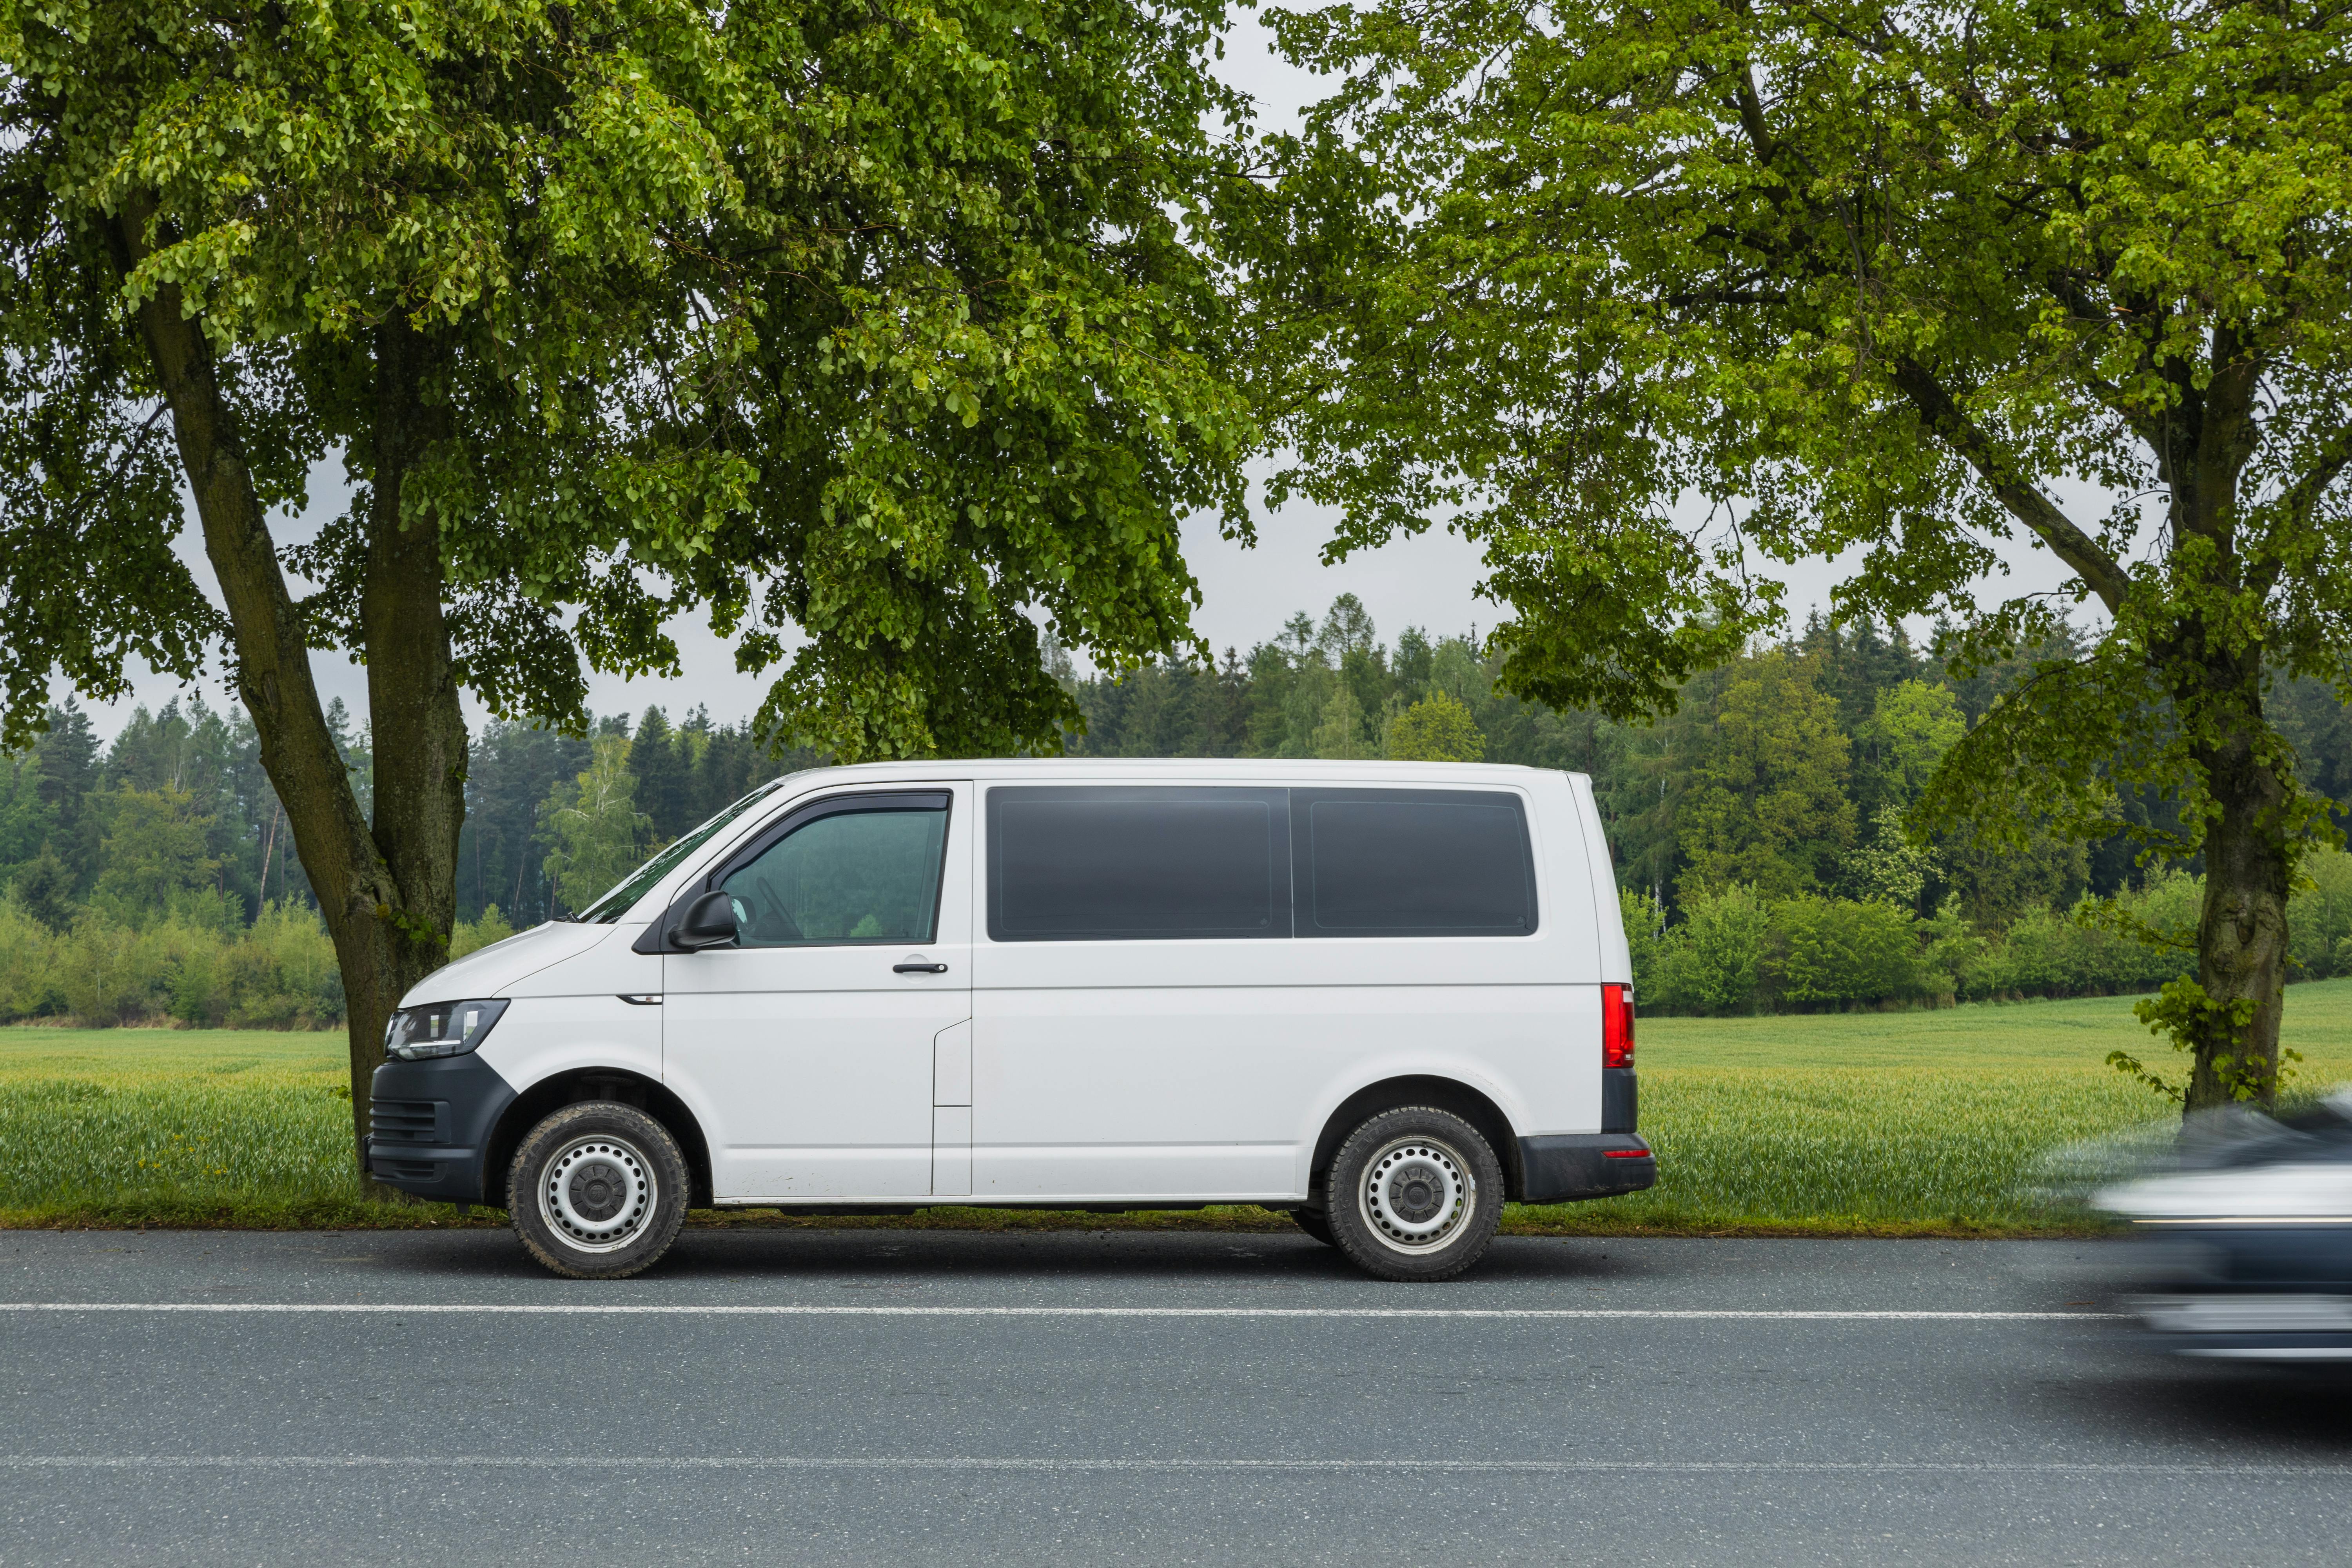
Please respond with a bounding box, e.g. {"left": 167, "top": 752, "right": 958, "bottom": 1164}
{"left": 1954, "top": 870, "right": 2200, "bottom": 1002}
{"left": 2290, "top": 846, "right": 2352, "bottom": 980}
{"left": 0, "top": 898, "right": 343, "bottom": 1029}
{"left": 1768, "top": 895, "right": 1927, "bottom": 1008}
{"left": 1621, "top": 887, "right": 1667, "bottom": 1002}
{"left": 0, "top": 897, "right": 67, "bottom": 1019}
{"left": 1652, "top": 884, "right": 1769, "bottom": 1014}
{"left": 450, "top": 904, "right": 517, "bottom": 960}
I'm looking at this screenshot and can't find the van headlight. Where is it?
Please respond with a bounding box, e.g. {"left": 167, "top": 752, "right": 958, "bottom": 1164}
{"left": 384, "top": 999, "right": 510, "bottom": 1062}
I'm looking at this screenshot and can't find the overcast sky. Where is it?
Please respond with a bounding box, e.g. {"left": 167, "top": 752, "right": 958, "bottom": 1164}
{"left": 63, "top": 13, "right": 2081, "bottom": 742}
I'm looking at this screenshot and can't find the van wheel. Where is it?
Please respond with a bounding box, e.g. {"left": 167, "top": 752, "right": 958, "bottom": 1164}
{"left": 1325, "top": 1107, "right": 1503, "bottom": 1282}
{"left": 509, "top": 1102, "right": 689, "bottom": 1280}
{"left": 1291, "top": 1207, "right": 1335, "bottom": 1247}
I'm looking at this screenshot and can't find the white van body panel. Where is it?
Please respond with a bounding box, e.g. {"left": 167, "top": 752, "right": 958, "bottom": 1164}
{"left": 661, "top": 780, "right": 976, "bottom": 1201}
{"left": 415, "top": 919, "right": 616, "bottom": 1002}
{"left": 425, "top": 926, "right": 665, "bottom": 1094}
{"left": 1570, "top": 773, "right": 1634, "bottom": 987}
{"left": 414, "top": 759, "right": 1631, "bottom": 1209}
{"left": 473, "top": 988, "right": 663, "bottom": 1100}
{"left": 967, "top": 767, "right": 1602, "bottom": 1201}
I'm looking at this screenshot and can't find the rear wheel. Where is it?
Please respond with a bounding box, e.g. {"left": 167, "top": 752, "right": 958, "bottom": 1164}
{"left": 1325, "top": 1106, "right": 1503, "bottom": 1283}
{"left": 509, "top": 1101, "right": 689, "bottom": 1280}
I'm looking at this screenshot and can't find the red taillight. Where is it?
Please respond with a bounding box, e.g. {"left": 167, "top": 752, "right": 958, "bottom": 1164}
{"left": 1602, "top": 983, "right": 1635, "bottom": 1069}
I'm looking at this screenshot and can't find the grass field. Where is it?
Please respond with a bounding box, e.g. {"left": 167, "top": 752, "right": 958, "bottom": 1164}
{"left": 5, "top": 983, "right": 2350, "bottom": 1235}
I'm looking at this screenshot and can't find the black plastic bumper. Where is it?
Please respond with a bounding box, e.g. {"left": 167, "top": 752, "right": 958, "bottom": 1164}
{"left": 365, "top": 1052, "right": 517, "bottom": 1205}
{"left": 1519, "top": 1132, "right": 1657, "bottom": 1203}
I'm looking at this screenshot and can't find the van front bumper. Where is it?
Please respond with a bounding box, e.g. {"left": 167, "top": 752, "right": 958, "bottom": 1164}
{"left": 365, "top": 1053, "right": 517, "bottom": 1206}
{"left": 1519, "top": 1133, "right": 1656, "bottom": 1204}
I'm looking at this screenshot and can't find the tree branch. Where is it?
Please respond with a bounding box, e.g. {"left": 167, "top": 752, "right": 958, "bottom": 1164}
{"left": 1892, "top": 357, "right": 2129, "bottom": 613}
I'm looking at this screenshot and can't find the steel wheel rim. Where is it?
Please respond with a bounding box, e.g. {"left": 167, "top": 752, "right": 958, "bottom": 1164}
{"left": 540, "top": 1135, "right": 657, "bottom": 1253}
{"left": 1359, "top": 1136, "right": 1474, "bottom": 1254}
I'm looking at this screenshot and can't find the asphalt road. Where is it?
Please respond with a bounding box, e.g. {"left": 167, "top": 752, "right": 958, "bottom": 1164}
{"left": 0, "top": 1227, "right": 2345, "bottom": 1566}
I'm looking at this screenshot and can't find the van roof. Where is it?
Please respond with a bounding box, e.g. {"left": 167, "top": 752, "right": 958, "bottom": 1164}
{"left": 773, "top": 757, "right": 1582, "bottom": 788}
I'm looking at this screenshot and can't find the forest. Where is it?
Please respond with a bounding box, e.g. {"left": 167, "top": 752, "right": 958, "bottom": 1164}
{"left": 6, "top": 592, "right": 2352, "bottom": 1027}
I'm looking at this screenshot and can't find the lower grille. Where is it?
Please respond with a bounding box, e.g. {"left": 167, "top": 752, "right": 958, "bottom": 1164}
{"left": 370, "top": 1099, "right": 444, "bottom": 1144}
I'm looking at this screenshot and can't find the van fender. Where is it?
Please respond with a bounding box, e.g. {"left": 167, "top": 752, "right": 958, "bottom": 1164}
{"left": 1298, "top": 1056, "right": 1534, "bottom": 1201}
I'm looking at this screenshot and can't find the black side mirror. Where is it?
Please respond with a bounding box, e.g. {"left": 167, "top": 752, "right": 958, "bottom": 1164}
{"left": 675, "top": 890, "right": 739, "bottom": 951}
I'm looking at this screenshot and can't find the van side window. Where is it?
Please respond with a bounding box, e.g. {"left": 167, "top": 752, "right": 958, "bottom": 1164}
{"left": 719, "top": 805, "right": 947, "bottom": 946}
{"left": 1292, "top": 789, "right": 1537, "bottom": 937}
{"left": 987, "top": 787, "right": 1291, "bottom": 941}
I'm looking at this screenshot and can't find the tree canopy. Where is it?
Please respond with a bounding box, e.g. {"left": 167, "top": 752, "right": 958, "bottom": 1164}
{"left": 1251, "top": 0, "right": 2352, "bottom": 1109}
{"left": 0, "top": 0, "right": 1258, "bottom": 1142}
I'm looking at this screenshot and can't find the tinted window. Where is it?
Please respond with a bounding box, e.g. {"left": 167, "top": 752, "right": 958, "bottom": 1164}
{"left": 989, "top": 787, "right": 1289, "bottom": 941}
{"left": 719, "top": 805, "right": 947, "bottom": 946}
{"left": 1294, "top": 789, "right": 1536, "bottom": 937}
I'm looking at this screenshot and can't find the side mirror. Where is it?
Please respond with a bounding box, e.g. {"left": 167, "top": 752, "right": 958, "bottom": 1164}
{"left": 675, "top": 890, "right": 739, "bottom": 951}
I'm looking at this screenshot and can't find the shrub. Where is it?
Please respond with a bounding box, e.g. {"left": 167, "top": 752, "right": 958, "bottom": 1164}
{"left": 0, "top": 897, "right": 67, "bottom": 1020}
{"left": 1955, "top": 870, "right": 2200, "bottom": 1002}
{"left": 0, "top": 899, "right": 343, "bottom": 1029}
{"left": 2289, "top": 847, "right": 2352, "bottom": 980}
{"left": 1653, "top": 884, "right": 1769, "bottom": 1014}
{"left": 1620, "top": 887, "right": 1667, "bottom": 1002}
{"left": 450, "top": 904, "right": 517, "bottom": 960}
{"left": 1768, "top": 895, "right": 1926, "bottom": 1008}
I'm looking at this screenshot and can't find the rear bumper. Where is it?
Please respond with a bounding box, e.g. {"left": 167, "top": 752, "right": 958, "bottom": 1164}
{"left": 1519, "top": 1133, "right": 1656, "bottom": 1204}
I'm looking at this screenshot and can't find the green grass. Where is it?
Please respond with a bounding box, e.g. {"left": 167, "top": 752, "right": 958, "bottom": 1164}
{"left": 6, "top": 983, "right": 2350, "bottom": 1235}
{"left": 1526, "top": 985, "right": 2352, "bottom": 1236}
{"left": 0, "top": 1028, "right": 429, "bottom": 1229}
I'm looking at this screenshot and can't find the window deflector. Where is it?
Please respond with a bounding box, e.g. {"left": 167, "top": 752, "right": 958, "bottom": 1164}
{"left": 644, "top": 790, "right": 952, "bottom": 952}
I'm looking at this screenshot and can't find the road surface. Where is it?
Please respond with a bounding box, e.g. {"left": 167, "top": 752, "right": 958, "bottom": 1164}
{"left": 0, "top": 1227, "right": 2343, "bottom": 1564}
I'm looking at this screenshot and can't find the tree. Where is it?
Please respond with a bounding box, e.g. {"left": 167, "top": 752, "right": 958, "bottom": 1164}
{"left": 542, "top": 738, "right": 650, "bottom": 917}
{"left": 1857, "top": 682, "right": 1966, "bottom": 813}
{"left": 11, "top": 846, "right": 72, "bottom": 933}
{"left": 91, "top": 785, "right": 220, "bottom": 927}
{"left": 1311, "top": 680, "right": 1375, "bottom": 759}
{"left": 3, "top": 0, "right": 1256, "bottom": 1153}
{"left": 628, "top": 708, "right": 691, "bottom": 846}
{"left": 1844, "top": 806, "right": 1939, "bottom": 915}
{"left": 1675, "top": 654, "right": 1855, "bottom": 901}
{"left": 1256, "top": 0, "right": 2352, "bottom": 1111}
{"left": 1385, "top": 692, "right": 1486, "bottom": 762}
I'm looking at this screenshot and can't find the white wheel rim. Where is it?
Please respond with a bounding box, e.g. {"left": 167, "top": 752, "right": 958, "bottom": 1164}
{"left": 539, "top": 1136, "right": 657, "bottom": 1253}
{"left": 1359, "top": 1136, "right": 1474, "bottom": 1254}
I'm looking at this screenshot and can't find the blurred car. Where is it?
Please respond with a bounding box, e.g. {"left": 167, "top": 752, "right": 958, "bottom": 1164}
{"left": 2097, "top": 1092, "right": 2352, "bottom": 1361}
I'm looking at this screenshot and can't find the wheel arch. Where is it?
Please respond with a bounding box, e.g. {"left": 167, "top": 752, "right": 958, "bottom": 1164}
{"left": 483, "top": 1067, "right": 713, "bottom": 1210}
{"left": 1309, "top": 1075, "right": 1526, "bottom": 1203}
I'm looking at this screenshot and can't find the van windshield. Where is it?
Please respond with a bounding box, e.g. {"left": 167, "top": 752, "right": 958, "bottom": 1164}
{"left": 575, "top": 778, "right": 791, "bottom": 924}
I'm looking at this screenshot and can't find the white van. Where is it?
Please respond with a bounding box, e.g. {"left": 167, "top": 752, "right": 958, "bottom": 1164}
{"left": 367, "top": 760, "right": 1653, "bottom": 1281}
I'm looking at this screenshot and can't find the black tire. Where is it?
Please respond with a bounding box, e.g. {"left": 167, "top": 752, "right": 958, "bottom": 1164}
{"left": 1291, "top": 1206, "right": 1336, "bottom": 1247}
{"left": 509, "top": 1101, "right": 689, "bottom": 1280}
{"left": 1325, "top": 1105, "right": 1504, "bottom": 1283}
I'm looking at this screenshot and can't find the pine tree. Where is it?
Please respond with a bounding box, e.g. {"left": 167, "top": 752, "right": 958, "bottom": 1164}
{"left": 628, "top": 707, "right": 692, "bottom": 844}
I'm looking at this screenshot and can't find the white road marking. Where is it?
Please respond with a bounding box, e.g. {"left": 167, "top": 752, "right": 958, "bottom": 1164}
{"left": 0, "top": 1456, "right": 2337, "bottom": 1474}
{"left": 0, "top": 1303, "right": 2121, "bottom": 1319}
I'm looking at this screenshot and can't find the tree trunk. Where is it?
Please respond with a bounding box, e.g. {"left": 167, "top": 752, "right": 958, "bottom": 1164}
{"left": 112, "top": 201, "right": 464, "bottom": 1168}
{"left": 341, "top": 314, "right": 470, "bottom": 1148}
{"left": 2186, "top": 671, "right": 2294, "bottom": 1114}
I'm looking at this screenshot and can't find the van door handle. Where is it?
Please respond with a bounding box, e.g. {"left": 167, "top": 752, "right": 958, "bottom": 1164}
{"left": 894, "top": 962, "right": 949, "bottom": 975}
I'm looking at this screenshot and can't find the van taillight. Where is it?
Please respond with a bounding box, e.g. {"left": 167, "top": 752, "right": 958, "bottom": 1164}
{"left": 1602, "top": 983, "right": 1635, "bottom": 1069}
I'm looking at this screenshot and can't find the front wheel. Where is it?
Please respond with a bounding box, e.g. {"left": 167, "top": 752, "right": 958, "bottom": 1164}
{"left": 509, "top": 1102, "right": 689, "bottom": 1280}
{"left": 1325, "top": 1107, "right": 1504, "bottom": 1282}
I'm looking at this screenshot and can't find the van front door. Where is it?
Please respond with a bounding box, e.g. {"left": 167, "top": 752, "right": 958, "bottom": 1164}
{"left": 664, "top": 784, "right": 972, "bottom": 1201}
